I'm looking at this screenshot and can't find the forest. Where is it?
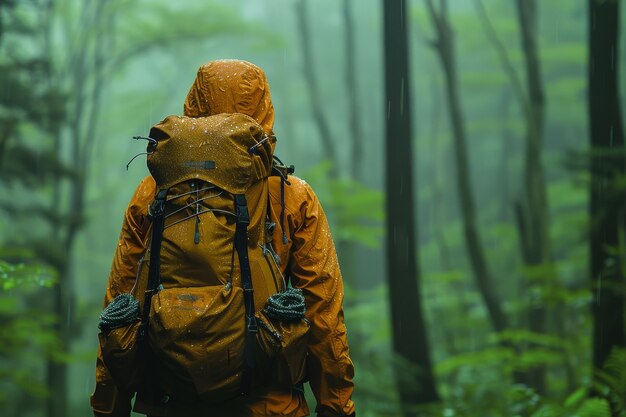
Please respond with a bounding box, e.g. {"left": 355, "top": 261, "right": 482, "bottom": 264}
{"left": 0, "top": 0, "right": 625, "bottom": 416}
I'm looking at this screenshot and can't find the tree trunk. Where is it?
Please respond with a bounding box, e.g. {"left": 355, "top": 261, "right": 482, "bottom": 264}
{"left": 498, "top": 89, "right": 513, "bottom": 222}
{"left": 295, "top": 0, "right": 338, "bottom": 178}
{"left": 515, "top": 0, "right": 549, "bottom": 269}
{"left": 342, "top": 0, "right": 363, "bottom": 181}
{"left": 338, "top": 0, "right": 364, "bottom": 289}
{"left": 46, "top": 2, "right": 109, "bottom": 415}
{"left": 424, "top": 0, "right": 509, "bottom": 335}
{"left": 514, "top": 0, "right": 550, "bottom": 394}
{"left": 588, "top": 0, "right": 626, "bottom": 375}
{"left": 475, "top": 0, "right": 553, "bottom": 393}
{"left": 383, "top": 0, "right": 439, "bottom": 413}
{"left": 46, "top": 267, "right": 71, "bottom": 417}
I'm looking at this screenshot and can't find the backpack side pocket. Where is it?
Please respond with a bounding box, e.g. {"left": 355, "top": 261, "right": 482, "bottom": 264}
{"left": 255, "top": 308, "right": 310, "bottom": 387}
{"left": 98, "top": 320, "right": 144, "bottom": 392}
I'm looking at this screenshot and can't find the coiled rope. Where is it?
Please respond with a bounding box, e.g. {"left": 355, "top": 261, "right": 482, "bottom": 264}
{"left": 98, "top": 293, "right": 140, "bottom": 331}
{"left": 263, "top": 288, "right": 306, "bottom": 322}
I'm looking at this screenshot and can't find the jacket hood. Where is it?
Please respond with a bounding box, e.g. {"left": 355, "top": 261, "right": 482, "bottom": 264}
{"left": 184, "top": 60, "right": 275, "bottom": 135}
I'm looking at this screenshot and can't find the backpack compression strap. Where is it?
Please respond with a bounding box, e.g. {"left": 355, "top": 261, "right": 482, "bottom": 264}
{"left": 139, "top": 188, "right": 168, "bottom": 339}
{"left": 234, "top": 194, "right": 258, "bottom": 395}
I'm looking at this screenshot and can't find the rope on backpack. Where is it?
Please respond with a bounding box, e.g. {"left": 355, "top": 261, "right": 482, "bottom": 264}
{"left": 263, "top": 288, "right": 306, "bottom": 322}
{"left": 98, "top": 293, "right": 140, "bottom": 331}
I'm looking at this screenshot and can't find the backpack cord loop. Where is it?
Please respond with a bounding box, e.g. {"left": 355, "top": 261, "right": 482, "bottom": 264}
{"left": 98, "top": 294, "right": 140, "bottom": 331}
{"left": 263, "top": 288, "right": 306, "bottom": 322}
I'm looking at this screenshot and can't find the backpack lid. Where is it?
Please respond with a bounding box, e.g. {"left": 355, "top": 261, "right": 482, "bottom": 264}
{"left": 147, "top": 113, "right": 275, "bottom": 194}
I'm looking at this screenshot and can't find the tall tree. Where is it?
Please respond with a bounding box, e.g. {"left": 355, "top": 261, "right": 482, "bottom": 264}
{"left": 474, "top": 0, "right": 557, "bottom": 393}
{"left": 423, "top": 0, "right": 509, "bottom": 335}
{"left": 383, "top": 0, "right": 439, "bottom": 414}
{"left": 295, "top": 0, "right": 339, "bottom": 178}
{"left": 588, "top": 0, "right": 626, "bottom": 375}
{"left": 472, "top": 0, "right": 523, "bottom": 224}
{"left": 342, "top": 0, "right": 364, "bottom": 181}
{"left": 297, "top": 0, "right": 375, "bottom": 290}
{"left": 0, "top": 1, "right": 69, "bottom": 415}
{"left": 43, "top": 3, "right": 112, "bottom": 415}
{"left": 340, "top": 0, "right": 364, "bottom": 287}
{"left": 0, "top": 0, "right": 66, "bottom": 415}
{"left": 513, "top": 0, "right": 551, "bottom": 393}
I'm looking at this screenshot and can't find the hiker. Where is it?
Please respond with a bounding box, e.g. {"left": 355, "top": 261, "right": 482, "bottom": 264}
{"left": 91, "top": 60, "right": 355, "bottom": 417}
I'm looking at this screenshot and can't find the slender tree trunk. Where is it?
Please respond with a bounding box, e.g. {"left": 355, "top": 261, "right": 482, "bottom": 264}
{"left": 342, "top": 0, "right": 363, "bottom": 181}
{"left": 339, "top": 0, "right": 364, "bottom": 289}
{"left": 588, "top": 0, "right": 626, "bottom": 376}
{"left": 475, "top": 0, "right": 554, "bottom": 393}
{"left": 515, "top": 0, "right": 549, "bottom": 269}
{"left": 45, "top": 1, "right": 76, "bottom": 414}
{"left": 383, "top": 0, "right": 439, "bottom": 413}
{"left": 297, "top": 0, "right": 367, "bottom": 289}
{"left": 424, "top": 0, "right": 509, "bottom": 335}
{"left": 498, "top": 89, "right": 513, "bottom": 222}
{"left": 430, "top": 69, "right": 451, "bottom": 271}
{"left": 514, "top": 0, "right": 550, "bottom": 394}
{"left": 46, "top": 2, "right": 109, "bottom": 415}
{"left": 295, "top": 0, "right": 338, "bottom": 178}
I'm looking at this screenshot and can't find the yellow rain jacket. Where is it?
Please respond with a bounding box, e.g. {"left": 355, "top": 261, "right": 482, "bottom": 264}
{"left": 91, "top": 60, "right": 355, "bottom": 417}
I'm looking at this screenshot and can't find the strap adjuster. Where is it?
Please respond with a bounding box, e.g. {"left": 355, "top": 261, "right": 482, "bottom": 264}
{"left": 234, "top": 194, "right": 250, "bottom": 225}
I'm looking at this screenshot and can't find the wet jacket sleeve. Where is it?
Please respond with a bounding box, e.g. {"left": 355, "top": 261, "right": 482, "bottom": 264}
{"left": 282, "top": 178, "right": 356, "bottom": 417}
{"left": 91, "top": 176, "right": 155, "bottom": 417}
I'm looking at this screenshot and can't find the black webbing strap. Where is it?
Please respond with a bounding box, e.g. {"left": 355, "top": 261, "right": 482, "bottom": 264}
{"left": 234, "top": 194, "right": 257, "bottom": 395}
{"left": 139, "top": 189, "right": 168, "bottom": 340}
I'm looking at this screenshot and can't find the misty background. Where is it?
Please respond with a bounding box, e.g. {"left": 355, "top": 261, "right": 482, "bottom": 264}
{"left": 1, "top": 0, "right": 625, "bottom": 416}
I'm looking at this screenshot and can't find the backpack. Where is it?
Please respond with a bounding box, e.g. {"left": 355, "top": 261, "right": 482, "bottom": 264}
{"left": 98, "top": 113, "right": 309, "bottom": 405}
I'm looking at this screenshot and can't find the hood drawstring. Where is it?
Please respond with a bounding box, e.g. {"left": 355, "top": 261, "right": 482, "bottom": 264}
{"left": 126, "top": 136, "right": 158, "bottom": 171}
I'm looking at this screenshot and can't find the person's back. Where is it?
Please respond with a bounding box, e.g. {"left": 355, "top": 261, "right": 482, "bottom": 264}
{"left": 91, "top": 60, "right": 355, "bottom": 417}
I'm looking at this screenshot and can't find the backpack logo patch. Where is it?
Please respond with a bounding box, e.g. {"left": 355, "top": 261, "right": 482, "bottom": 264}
{"left": 183, "top": 160, "right": 216, "bottom": 170}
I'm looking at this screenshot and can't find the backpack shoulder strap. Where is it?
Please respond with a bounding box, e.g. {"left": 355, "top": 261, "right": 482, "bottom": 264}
{"left": 233, "top": 194, "right": 258, "bottom": 395}
{"left": 139, "top": 188, "right": 168, "bottom": 339}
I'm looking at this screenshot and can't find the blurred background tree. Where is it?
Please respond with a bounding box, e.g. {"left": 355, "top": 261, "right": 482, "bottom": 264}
{"left": 0, "top": 0, "right": 625, "bottom": 416}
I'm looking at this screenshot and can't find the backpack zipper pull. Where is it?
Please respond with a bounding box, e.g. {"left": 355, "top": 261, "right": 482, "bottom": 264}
{"left": 194, "top": 216, "right": 200, "bottom": 244}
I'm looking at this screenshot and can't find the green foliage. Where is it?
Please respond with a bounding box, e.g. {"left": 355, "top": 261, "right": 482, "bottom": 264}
{"left": 430, "top": 348, "right": 626, "bottom": 417}
{"left": 303, "top": 161, "right": 384, "bottom": 247}
{"left": 347, "top": 282, "right": 599, "bottom": 417}
{"left": 0, "top": 258, "right": 60, "bottom": 409}
{"left": 344, "top": 285, "right": 400, "bottom": 417}
{"left": 0, "top": 2, "right": 71, "bottom": 414}
{"left": 104, "top": 0, "right": 283, "bottom": 71}
{"left": 542, "top": 43, "right": 586, "bottom": 67}
{"left": 593, "top": 348, "right": 626, "bottom": 416}
{"left": 576, "top": 398, "right": 612, "bottom": 417}
{"left": 0, "top": 259, "right": 55, "bottom": 291}
{"left": 0, "top": 1, "right": 68, "bottom": 188}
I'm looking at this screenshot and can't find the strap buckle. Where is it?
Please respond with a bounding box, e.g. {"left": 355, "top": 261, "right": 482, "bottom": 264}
{"left": 234, "top": 194, "right": 250, "bottom": 226}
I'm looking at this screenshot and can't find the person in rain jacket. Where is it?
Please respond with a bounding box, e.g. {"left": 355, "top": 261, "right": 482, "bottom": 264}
{"left": 90, "top": 59, "right": 356, "bottom": 417}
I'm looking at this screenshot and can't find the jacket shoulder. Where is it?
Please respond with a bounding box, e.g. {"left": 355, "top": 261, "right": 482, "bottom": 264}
{"left": 127, "top": 175, "right": 156, "bottom": 216}
{"left": 268, "top": 175, "right": 317, "bottom": 214}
